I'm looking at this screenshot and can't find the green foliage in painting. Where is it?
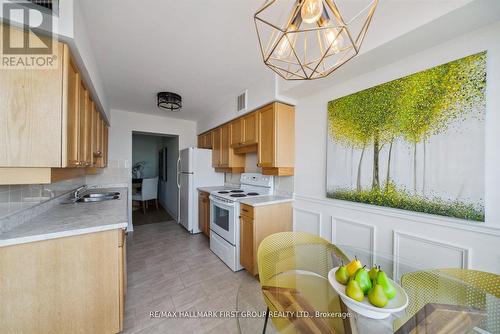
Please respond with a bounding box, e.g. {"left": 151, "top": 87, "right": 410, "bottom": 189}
{"left": 327, "top": 52, "right": 487, "bottom": 221}
{"left": 328, "top": 183, "right": 484, "bottom": 222}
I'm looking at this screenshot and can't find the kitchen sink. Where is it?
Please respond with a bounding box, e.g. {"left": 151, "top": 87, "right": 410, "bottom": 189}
{"left": 82, "top": 192, "right": 120, "bottom": 198}
{"left": 76, "top": 194, "right": 120, "bottom": 203}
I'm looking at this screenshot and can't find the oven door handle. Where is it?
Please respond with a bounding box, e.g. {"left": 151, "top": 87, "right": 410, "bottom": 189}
{"left": 209, "top": 196, "right": 235, "bottom": 209}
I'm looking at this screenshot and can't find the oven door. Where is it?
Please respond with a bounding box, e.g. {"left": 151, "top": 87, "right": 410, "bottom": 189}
{"left": 209, "top": 196, "right": 236, "bottom": 245}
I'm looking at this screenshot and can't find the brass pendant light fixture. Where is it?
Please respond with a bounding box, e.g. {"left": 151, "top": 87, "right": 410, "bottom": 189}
{"left": 254, "top": 0, "right": 378, "bottom": 80}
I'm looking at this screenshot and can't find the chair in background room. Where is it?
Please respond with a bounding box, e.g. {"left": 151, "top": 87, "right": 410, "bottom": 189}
{"left": 132, "top": 177, "right": 159, "bottom": 214}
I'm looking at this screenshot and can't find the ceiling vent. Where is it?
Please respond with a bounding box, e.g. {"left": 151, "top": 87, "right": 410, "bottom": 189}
{"left": 237, "top": 90, "right": 248, "bottom": 112}
{"left": 27, "top": 0, "right": 58, "bottom": 14}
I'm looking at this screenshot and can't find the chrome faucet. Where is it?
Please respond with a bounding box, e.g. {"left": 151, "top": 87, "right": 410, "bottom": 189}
{"left": 73, "top": 185, "right": 88, "bottom": 200}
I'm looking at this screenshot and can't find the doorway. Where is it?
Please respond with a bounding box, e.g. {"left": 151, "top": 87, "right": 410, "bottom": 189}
{"left": 131, "top": 132, "right": 179, "bottom": 226}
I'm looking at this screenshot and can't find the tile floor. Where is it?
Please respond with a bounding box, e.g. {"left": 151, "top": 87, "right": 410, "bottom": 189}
{"left": 123, "top": 220, "right": 266, "bottom": 333}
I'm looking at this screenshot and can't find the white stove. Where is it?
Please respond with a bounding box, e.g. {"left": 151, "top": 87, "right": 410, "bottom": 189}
{"left": 209, "top": 173, "right": 273, "bottom": 271}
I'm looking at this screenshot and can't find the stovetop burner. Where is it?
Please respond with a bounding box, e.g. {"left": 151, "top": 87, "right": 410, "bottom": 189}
{"left": 230, "top": 190, "right": 244, "bottom": 193}
{"left": 218, "top": 191, "right": 229, "bottom": 194}
{"left": 230, "top": 194, "right": 247, "bottom": 198}
{"left": 247, "top": 192, "right": 259, "bottom": 196}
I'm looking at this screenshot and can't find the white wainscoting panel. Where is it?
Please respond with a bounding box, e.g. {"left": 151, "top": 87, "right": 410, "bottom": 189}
{"left": 333, "top": 217, "right": 376, "bottom": 267}
{"left": 293, "top": 207, "right": 322, "bottom": 236}
{"left": 393, "top": 231, "right": 470, "bottom": 280}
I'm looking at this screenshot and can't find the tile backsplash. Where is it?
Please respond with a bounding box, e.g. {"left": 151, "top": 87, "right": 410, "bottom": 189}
{"left": 0, "top": 176, "right": 86, "bottom": 220}
{"left": 224, "top": 153, "right": 294, "bottom": 196}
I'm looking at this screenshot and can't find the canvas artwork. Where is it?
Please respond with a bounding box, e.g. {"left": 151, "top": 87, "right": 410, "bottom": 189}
{"left": 326, "top": 52, "right": 487, "bottom": 221}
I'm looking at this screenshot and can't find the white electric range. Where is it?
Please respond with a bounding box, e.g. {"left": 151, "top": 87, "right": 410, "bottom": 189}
{"left": 209, "top": 173, "right": 273, "bottom": 271}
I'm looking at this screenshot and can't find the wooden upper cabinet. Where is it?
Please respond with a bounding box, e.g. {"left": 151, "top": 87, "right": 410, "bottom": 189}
{"left": 242, "top": 112, "right": 258, "bottom": 146}
{"left": 66, "top": 56, "right": 81, "bottom": 167}
{"left": 102, "top": 125, "right": 109, "bottom": 167}
{"left": 220, "top": 124, "right": 230, "bottom": 167}
{"left": 258, "top": 102, "right": 295, "bottom": 176}
{"left": 91, "top": 103, "right": 99, "bottom": 166}
{"left": 258, "top": 105, "right": 275, "bottom": 168}
{"left": 197, "top": 132, "right": 213, "bottom": 149}
{"left": 0, "top": 25, "right": 64, "bottom": 168}
{"left": 230, "top": 118, "right": 243, "bottom": 148}
{"left": 212, "top": 128, "right": 222, "bottom": 167}
{"left": 230, "top": 112, "right": 258, "bottom": 151}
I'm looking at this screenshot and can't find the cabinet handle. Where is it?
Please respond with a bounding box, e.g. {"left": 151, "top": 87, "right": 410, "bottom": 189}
{"left": 242, "top": 209, "right": 249, "bottom": 213}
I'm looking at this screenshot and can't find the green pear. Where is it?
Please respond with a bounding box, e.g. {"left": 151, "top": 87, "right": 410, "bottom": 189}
{"left": 368, "top": 284, "right": 388, "bottom": 308}
{"left": 345, "top": 279, "right": 364, "bottom": 302}
{"left": 335, "top": 262, "right": 350, "bottom": 285}
{"left": 376, "top": 270, "right": 397, "bottom": 300}
{"left": 368, "top": 265, "right": 380, "bottom": 281}
{"left": 353, "top": 266, "right": 372, "bottom": 295}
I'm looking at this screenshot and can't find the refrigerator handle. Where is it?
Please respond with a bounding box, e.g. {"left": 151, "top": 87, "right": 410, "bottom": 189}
{"left": 176, "top": 156, "right": 181, "bottom": 189}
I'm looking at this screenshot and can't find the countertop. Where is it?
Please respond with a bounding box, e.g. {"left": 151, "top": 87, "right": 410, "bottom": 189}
{"left": 197, "top": 186, "right": 237, "bottom": 193}
{"left": 240, "top": 195, "right": 294, "bottom": 207}
{"left": 0, "top": 187, "right": 128, "bottom": 248}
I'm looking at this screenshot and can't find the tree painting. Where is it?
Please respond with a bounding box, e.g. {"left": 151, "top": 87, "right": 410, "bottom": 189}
{"left": 327, "top": 52, "right": 486, "bottom": 221}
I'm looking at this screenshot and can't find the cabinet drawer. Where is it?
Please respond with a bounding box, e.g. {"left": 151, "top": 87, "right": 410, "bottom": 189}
{"left": 240, "top": 204, "right": 254, "bottom": 219}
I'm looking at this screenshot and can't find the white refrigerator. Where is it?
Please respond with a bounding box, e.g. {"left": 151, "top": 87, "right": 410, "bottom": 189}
{"left": 177, "top": 147, "right": 224, "bottom": 234}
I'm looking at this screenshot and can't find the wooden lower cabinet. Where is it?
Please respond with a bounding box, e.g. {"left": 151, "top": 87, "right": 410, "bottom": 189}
{"left": 0, "top": 229, "right": 126, "bottom": 334}
{"left": 239, "top": 202, "right": 293, "bottom": 276}
{"left": 198, "top": 190, "right": 210, "bottom": 237}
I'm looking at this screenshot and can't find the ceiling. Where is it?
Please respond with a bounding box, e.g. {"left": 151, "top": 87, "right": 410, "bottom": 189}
{"left": 79, "top": 0, "right": 268, "bottom": 121}
{"left": 79, "top": 0, "right": 477, "bottom": 122}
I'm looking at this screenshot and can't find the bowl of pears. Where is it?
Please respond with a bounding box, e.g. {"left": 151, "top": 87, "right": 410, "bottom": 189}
{"left": 328, "top": 257, "right": 409, "bottom": 319}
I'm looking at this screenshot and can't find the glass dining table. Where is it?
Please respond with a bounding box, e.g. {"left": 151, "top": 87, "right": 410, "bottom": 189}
{"left": 236, "top": 244, "right": 500, "bottom": 334}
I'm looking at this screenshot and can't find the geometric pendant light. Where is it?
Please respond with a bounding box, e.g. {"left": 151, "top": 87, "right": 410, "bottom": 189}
{"left": 254, "top": 0, "right": 378, "bottom": 80}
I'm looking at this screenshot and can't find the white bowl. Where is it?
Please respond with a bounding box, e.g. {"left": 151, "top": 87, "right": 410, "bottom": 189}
{"left": 328, "top": 267, "right": 409, "bottom": 319}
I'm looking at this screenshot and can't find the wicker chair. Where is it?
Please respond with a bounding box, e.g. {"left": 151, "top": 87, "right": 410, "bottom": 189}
{"left": 396, "top": 268, "right": 500, "bottom": 333}
{"left": 257, "top": 232, "right": 349, "bottom": 334}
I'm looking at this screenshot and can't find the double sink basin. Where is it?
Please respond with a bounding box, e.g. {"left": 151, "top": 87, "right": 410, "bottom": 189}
{"left": 75, "top": 192, "right": 120, "bottom": 203}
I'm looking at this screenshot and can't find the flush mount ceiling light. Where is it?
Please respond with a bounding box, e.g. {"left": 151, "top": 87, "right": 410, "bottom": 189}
{"left": 157, "top": 92, "right": 182, "bottom": 111}
{"left": 254, "top": 0, "right": 378, "bottom": 80}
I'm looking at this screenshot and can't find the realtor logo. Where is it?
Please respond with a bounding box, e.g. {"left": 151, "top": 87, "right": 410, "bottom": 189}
{"left": 1, "top": 1, "right": 58, "bottom": 69}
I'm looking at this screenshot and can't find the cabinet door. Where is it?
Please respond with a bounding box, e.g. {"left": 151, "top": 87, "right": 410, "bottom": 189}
{"left": 78, "top": 83, "right": 88, "bottom": 166}
{"left": 84, "top": 93, "right": 93, "bottom": 166}
{"left": 220, "top": 124, "right": 230, "bottom": 167}
{"left": 103, "top": 125, "right": 109, "bottom": 167}
{"left": 242, "top": 112, "right": 258, "bottom": 145}
{"left": 258, "top": 105, "right": 275, "bottom": 167}
{"left": 230, "top": 118, "right": 243, "bottom": 148}
{"left": 197, "top": 135, "right": 203, "bottom": 148}
{"left": 212, "top": 128, "right": 221, "bottom": 167}
{"left": 0, "top": 27, "right": 64, "bottom": 167}
{"left": 90, "top": 102, "right": 98, "bottom": 166}
{"left": 239, "top": 215, "right": 254, "bottom": 273}
{"left": 205, "top": 132, "right": 213, "bottom": 149}
{"left": 66, "top": 58, "right": 81, "bottom": 167}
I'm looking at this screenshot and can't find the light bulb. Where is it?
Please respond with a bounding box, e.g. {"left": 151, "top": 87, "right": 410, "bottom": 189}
{"left": 273, "top": 25, "right": 298, "bottom": 59}
{"left": 301, "top": 0, "right": 323, "bottom": 24}
{"left": 324, "top": 28, "right": 344, "bottom": 54}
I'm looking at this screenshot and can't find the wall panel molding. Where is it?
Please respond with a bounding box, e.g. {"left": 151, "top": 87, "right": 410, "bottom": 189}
{"left": 293, "top": 206, "right": 322, "bottom": 236}
{"left": 294, "top": 194, "right": 500, "bottom": 237}
{"left": 392, "top": 230, "right": 471, "bottom": 279}
{"left": 332, "top": 217, "right": 376, "bottom": 266}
